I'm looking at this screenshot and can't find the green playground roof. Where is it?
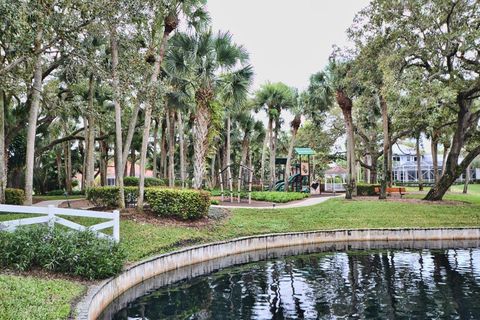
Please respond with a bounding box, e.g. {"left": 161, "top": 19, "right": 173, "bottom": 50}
{"left": 294, "top": 147, "right": 315, "bottom": 155}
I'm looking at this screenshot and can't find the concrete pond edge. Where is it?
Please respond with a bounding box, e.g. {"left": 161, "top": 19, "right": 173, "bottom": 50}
{"left": 76, "top": 227, "right": 480, "bottom": 319}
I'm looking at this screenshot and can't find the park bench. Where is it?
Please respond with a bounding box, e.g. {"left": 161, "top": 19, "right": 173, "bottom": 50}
{"left": 374, "top": 187, "right": 407, "bottom": 198}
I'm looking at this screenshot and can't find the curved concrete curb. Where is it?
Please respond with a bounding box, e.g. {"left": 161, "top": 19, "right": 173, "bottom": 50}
{"left": 76, "top": 227, "right": 480, "bottom": 319}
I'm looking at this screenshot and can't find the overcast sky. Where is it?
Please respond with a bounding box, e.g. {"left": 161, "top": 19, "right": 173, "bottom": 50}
{"left": 206, "top": 0, "right": 371, "bottom": 92}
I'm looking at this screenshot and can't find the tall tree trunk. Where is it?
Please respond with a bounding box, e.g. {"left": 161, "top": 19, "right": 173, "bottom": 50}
{"left": 130, "top": 147, "right": 135, "bottom": 176}
{"left": 110, "top": 24, "right": 125, "bottom": 208}
{"left": 336, "top": 90, "right": 356, "bottom": 199}
{"left": 370, "top": 155, "right": 378, "bottom": 184}
{"left": 160, "top": 118, "right": 167, "bottom": 179}
{"left": 137, "top": 27, "right": 172, "bottom": 210}
{"left": 285, "top": 116, "right": 301, "bottom": 192}
{"left": 168, "top": 108, "right": 175, "bottom": 187}
{"left": 85, "top": 73, "right": 96, "bottom": 189}
{"left": 24, "top": 29, "right": 43, "bottom": 205}
{"left": 121, "top": 101, "right": 140, "bottom": 173}
{"left": 224, "top": 115, "right": 231, "bottom": 170}
{"left": 152, "top": 117, "right": 159, "bottom": 178}
{"left": 416, "top": 134, "right": 423, "bottom": 191}
{"left": 424, "top": 98, "right": 480, "bottom": 200}
{"left": 431, "top": 130, "right": 439, "bottom": 183}
{"left": 0, "top": 91, "right": 6, "bottom": 203}
{"left": 441, "top": 143, "right": 450, "bottom": 175}
{"left": 192, "top": 98, "right": 211, "bottom": 189}
{"left": 177, "top": 110, "right": 186, "bottom": 188}
{"left": 260, "top": 133, "right": 268, "bottom": 189}
{"left": 463, "top": 163, "right": 471, "bottom": 194}
{"left": 99, "top": 136, "right": 108, "bottom": 186}
{"left": 268, "top": 116, "right": 276, "bottom": 190}
{"left": 63, "top": 130, "right": 72, "bottom": 194}
{"left": 55, "top": 148, "right": 62, "bottom": 190}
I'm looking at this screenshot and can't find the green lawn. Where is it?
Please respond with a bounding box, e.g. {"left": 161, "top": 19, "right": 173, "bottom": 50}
{"left": 2, "top": 189, "right": 480, "bottom": 319}
{"left": 0, "top": 275, "right": 84, "bottom": 320}
{"left": 33, "top": 195, "right": 85, "bottom": 202}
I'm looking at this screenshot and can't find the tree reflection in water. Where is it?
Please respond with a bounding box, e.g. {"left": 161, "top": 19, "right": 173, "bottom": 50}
{"left": 113, "top": 248, "right": 480, "bottom": 319}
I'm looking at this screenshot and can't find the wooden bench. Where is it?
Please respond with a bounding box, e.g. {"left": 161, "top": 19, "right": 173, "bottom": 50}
{"left": 374, "top": 187, "right": 407, "bottom": 198}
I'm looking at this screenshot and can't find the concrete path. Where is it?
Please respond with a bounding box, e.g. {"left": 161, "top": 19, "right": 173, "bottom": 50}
{"left": 32, "top": 200, "right": 65, "bottom": 207}
{"left": 212, "top": 194, "right": 342, "bottom": 210}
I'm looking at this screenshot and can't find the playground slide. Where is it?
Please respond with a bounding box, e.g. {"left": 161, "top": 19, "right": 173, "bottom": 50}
{"left": 275, "top": 173, "right": 301, "bottom": 191}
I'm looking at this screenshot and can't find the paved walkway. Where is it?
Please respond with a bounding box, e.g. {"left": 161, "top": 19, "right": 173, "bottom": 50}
{"left": 212, "top": 194, "right": 342, "bottom": 210}
{"left": 32, "top": 200, "right": 65, "bottom": 207}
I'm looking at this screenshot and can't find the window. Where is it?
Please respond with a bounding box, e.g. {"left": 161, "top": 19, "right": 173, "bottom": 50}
{"left": 107, "top": 178, "right": 116, "bottom": 186}
{"left": 393, "top": 156, "right": 400, "bottom": 162}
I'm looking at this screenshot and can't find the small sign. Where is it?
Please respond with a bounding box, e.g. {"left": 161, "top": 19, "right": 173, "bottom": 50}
{"left": 301, "top": 162, "right": 309, "bottom": 175}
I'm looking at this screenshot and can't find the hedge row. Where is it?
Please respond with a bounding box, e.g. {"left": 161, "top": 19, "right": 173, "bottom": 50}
{"left": 0, "top": 225, "right": 125, "bottom": 279}
{"left": 146, "top": 188, "right": 210, "bottom": 220}
{"left": 86, "top": 186, "right": 138, "bottom": 207}
{"left": 5, "top": 188, "right": 25, "bottom": 205}
{"left": 123, "top": 176, "right": 186, "bottom": 187}
{"left": 86, "top": 186, "right": 210, "bottom": 220}
{"left": 356, "top": 184, "right": 381, "bottom": 196}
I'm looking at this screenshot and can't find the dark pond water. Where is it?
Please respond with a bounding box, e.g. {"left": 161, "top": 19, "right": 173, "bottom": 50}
{"left": 105, "top": 243, "right": 480, "bottom": 320}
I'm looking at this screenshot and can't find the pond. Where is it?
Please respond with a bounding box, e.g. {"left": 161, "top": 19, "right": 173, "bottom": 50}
{"left": 101, "top": 241, "right": 480, "bottom": 319}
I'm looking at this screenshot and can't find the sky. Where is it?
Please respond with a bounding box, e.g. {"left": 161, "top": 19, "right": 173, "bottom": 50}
{"left": 206, "top": 0, "right": 371, "bottom": 92}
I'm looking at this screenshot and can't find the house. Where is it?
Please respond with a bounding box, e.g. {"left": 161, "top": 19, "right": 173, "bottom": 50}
{"left": 74, "top": 161, "right": 154, "bottom": 189}
{"left": 391, "top": 145, "right": 478, "bottom": 184}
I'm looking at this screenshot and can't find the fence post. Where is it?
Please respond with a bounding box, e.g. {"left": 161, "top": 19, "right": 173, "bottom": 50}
{"left": 113, "top": 210, "right": 120, "bottom": 242}
{"left": 47, "top": 205, "right": 55, "bottom": 230}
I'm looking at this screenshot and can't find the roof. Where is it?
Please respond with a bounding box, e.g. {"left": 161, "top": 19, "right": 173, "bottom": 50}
{"left": 325, "top": 166, "right": 348, "bottom": 175}
{"left": 294, "top": 147, "right": 315, "bottom": 155}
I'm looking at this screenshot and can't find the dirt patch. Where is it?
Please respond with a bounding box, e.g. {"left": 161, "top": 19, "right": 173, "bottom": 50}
{"left": 58, "top": 199, "right": 93, "bottom": 209}
{"left": 353, "top": 196, "right": 470, "bottom": 206}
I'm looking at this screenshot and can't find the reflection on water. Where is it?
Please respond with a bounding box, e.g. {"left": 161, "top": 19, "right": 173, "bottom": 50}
{"left": 107, "top": 245, "right": 480, "bottom": 319}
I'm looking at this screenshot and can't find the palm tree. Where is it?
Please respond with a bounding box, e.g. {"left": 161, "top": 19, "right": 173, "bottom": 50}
{"left": 254, "top": 82, "right": 294, "bottom": 190}
{"left": 308, "top": 60, "right": 357, "bottom": 199}
{"left": 284, "top": 91, "right": 305, "bottom": 192}
{"left": 167, "top": 30, "right": 251, "bottom": 189}
{"left": 137, "top": 0, "right": 209, "bottom": 209}
{"left": 218, "top": 66, "right": 254, "bottom": 169}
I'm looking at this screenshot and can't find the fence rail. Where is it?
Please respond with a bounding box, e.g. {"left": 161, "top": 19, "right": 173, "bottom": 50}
{"left": 0, "top": 204, "right": 120, "bottom": 242}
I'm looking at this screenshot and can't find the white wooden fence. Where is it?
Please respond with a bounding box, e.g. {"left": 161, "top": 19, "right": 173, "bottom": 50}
{"left": 0, "top": 204, "right": 120, "bottom": 242}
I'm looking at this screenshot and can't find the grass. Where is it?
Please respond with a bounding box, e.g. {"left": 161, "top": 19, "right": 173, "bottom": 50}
{"left": 0, "top": 274, "right": 84, "bottom": 320}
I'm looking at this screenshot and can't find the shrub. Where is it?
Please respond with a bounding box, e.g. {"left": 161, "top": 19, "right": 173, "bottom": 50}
{"left": 145, "top": 188, "right": 210, "bottom": 220}
{"left": 44, "top": 189, "right": 85, "bottom": 196}
{"left": 356, "top": 184, "right": 381, "bottom": 196}
{"left": 210, "top": 199, "right": 219, "bottom": 205}
{"left": 5, "top": 188, "right": 25, "bottom": 205}
{"left": 86, "top": 186, "right": 138, "bottom": 207}
{"left": 0, "top": 225, "right": 125, "bottom": 279}
{"left": 124, "top": 176, "right": 165, "bottom": 187}
{"left": 250, "top": 191, "right": 309, "bottom": 203}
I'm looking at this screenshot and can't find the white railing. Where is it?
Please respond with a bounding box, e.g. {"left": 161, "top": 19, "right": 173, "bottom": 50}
{"left": 0, "top": 204, "right": 120, "bottom": 242}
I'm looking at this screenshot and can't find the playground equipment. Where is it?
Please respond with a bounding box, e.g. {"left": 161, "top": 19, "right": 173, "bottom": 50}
{"left": 218, "top": 164, "right": 254, "bottom": 204}
{"left": 274, "top": 147, "right": 315, "bottom": 193}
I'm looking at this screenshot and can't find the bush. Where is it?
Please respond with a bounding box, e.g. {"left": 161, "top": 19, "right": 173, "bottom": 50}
{"left": 210, "top": 199, "right": 219, "bottom": 205}
{"left": 5, "top": 188, "right": 25, "bottom": 205}
{"left": 356, "top": 183, "right": 381, "bottom": 196}
{"left": 250, "top": 191, "right": 309, "bottom": 203}
{"left": 145, "top": 188, "right": 210, "bottom": 220}
{"left": 124, "top": 176, "right": 165, "bottom": 187}
{"left": 0, "top": 225, "right": 125, "bottom": 279}
{"left": 86, "top": 186, "right": 138, "bottom": 207}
